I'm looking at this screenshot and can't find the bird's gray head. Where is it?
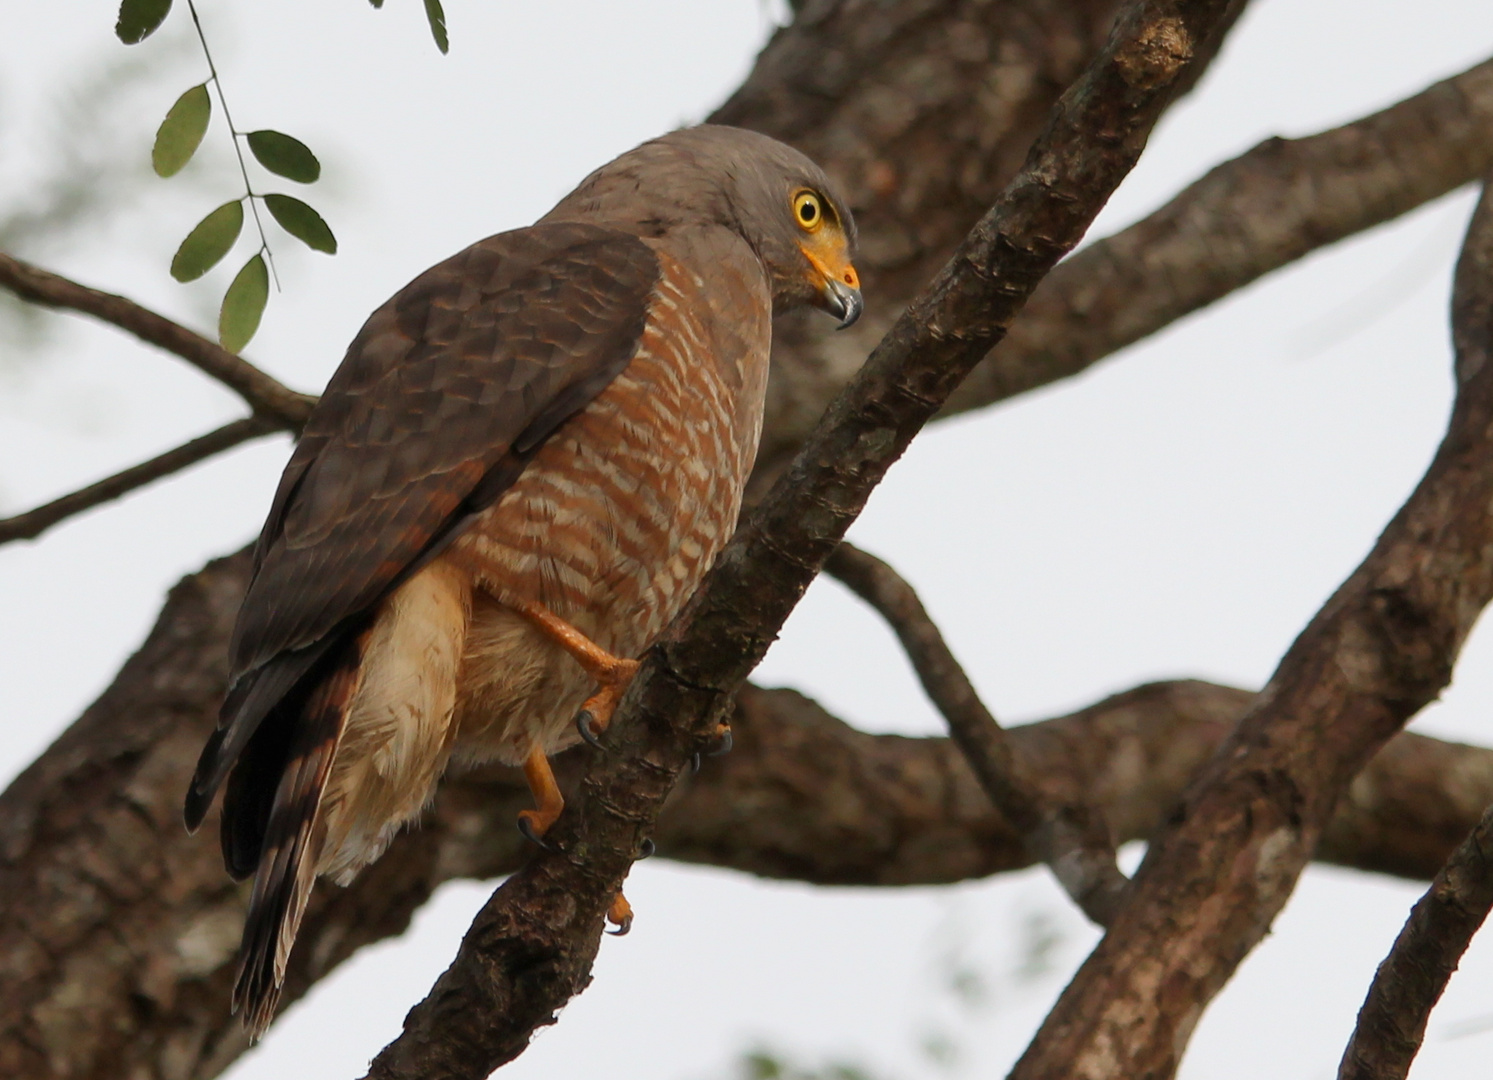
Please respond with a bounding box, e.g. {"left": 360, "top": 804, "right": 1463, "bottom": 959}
{"left": 544, "top": 124, "right": 862, "bottom": 329}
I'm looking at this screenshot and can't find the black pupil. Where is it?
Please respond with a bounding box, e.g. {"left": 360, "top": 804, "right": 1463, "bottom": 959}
{"left": 800, "top": 200, "right": 817, "bottom": 223}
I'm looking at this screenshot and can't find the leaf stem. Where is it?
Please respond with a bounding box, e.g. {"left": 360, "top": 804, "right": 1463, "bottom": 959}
{"left": 186, "top": 0, "right": 280, "bottom": 290}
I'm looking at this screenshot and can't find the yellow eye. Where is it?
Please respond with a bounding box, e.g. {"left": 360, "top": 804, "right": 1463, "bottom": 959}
{"left": 793, "top": 190, "right": 824, "bottom": 232}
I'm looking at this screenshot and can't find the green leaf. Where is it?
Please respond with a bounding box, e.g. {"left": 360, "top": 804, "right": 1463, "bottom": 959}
{"left": 116, "top": 0, "right": 172, "bottom": 43}
{"left": 152, "top": 84, "right": 211, "bottom": 177}
{"left": 246, "top": 130, "right": 321, "bottom": 184}
{"left": 368, "top": 0, "right": 384, "bottom": 7}
{"left": 424, "top": 0, "right": 449, "bottom": 53}
{"left": 264, "top": 194, "right": 337, "bottom": 254}
{"left": 219, "top": 255, "right": 269, "bottom": 352}
{"left": 170, "top": 201, "right": 244, "bottom": 282}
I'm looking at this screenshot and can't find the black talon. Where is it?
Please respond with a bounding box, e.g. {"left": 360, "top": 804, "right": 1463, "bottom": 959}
{"left": 690, "top": 752, "right": 702, "bottom": 773}
{"left": 606, "top": 917, "right": 633, "bottom": 937}
{"left": 516, "top": 815, "right": 558, "bottom": 853}
{"left": 707, "top": 727, "right": 733, "bottom": 757}
{"left": 576, "top": 710, "right": 606, "bottom": 750}
{"left": 638, "top": 838, "right": 656, "bottom": 859}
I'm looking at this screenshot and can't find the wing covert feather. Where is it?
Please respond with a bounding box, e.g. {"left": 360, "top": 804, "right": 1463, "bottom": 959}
{"left": 211, "top": 223, "right": 657, "bottom": 783}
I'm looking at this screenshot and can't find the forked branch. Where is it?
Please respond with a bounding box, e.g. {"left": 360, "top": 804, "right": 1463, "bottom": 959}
{"left": 0, "top": 252, "right": 313, "bottom": 546}
{"left": 5, "top": 6, "right": 1493, "bottom": 1080}
{"left": 825, "top": 541, "right": 1129, "bottom": 925}
{"left": 7, "top": 552, "right": 1493, "bottom": 1079}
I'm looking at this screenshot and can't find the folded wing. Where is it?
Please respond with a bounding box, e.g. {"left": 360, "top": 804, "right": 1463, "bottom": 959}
{"left": 185, "top": 221, "right": 659, "bottom": 831}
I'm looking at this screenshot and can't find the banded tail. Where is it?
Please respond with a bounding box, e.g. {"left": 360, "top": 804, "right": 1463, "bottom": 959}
{"left": 214, "top": 642, "right": 364, "bottom": 1040}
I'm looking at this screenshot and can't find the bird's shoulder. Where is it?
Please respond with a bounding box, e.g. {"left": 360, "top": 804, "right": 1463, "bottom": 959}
{"left": 233, "top": 221, "right": 663, "bottom": 677}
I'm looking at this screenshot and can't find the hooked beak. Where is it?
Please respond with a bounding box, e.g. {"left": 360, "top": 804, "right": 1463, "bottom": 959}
{"left": 801, "top": 244, "right": 863, "bottom": 330}
{"left": 821, "top": 277, "right": 863, "bottom": 330}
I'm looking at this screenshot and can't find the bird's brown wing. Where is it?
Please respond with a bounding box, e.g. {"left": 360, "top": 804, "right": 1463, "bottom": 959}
{"left": 185, "top": 222, "right": 659, "bottom": 828}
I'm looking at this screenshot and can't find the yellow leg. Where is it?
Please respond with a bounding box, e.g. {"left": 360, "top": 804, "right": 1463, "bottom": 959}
{"left": 519, "top": 741, "right": 636, "bottom": 933}
{"left": 512, "top": 603, "right": 642, "bottom": 931}
{"left": 514, "top": 600, "right": 641, "bottom": 738}
{"left": 516, "top": 744, "right": 565, "bottom": 843}
{"left": 607, "top": 892, "right": 634, "bottom": 936}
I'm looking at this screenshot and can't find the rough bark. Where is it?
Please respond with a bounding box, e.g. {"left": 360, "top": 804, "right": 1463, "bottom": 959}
{"left": 718, "top": 0, "right": 1254, "bottom": 496}
{"left": 745, "top": 45, "right": 1493, "bottom": 496}
{"left": 1337, "top": 801, "right": 1493, "bottom": 1080}
{"left": 6, "top": 1, "right": 1493, "bottom": 1077}
{"left": 1333, "top": 178, "right": 1493, "bottom": 1080}
{"left": 1007, "top": 176, "right": 1493, "bottom": 1080}
{"left": 357, "top": 3, "right": 1249, "bottom": 1076}
{"left": 8, "top": 547, "right": 1493, "bottom": 1080}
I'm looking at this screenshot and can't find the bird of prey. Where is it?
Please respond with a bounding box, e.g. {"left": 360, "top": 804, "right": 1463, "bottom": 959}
{"left": 182, "top": 125, "right": 861, "bottom": 1037}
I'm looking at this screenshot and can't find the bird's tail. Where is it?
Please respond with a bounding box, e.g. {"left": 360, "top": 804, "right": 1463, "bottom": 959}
{"left": 227, "top": 645, "right": 363, "bottom": 1041}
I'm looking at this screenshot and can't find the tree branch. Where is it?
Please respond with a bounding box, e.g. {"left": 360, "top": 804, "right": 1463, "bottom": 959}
{"left": 749, "top": 54, "right": 1493, "bottom": 493}
{"left": 0, "top": 252, "right": 315, "bottom": 430}
{"left": 6, "top": 544, "right": 1493, "bottom": 1080}
{"left": 942, "top": 55, "right": 1493, "bottom": 420}
{"left": 721, "top": 0, "right": 1254, "bottom": 494}
{"left": 1337, "top": 801, "right": 1493, "bottom": 1080}
{"left": 825, "top": 541, "right": 1128, "bottom": 924}
{"left": 1007, "top": 175, "right": 1493, "bottom": 1080}
{"left": 0, "top": 416, "right": 280, "bottom": 546}
{"left": 1332, "top": 173, "right": 1493, "bottom": 1080}
{"left": 9, "top": 4, "right": 1493, "bottom": 1078}
{"left": 1, "top": 3, "right": 1241, "bottom": 1074}
{"left": 361, "top": 3, "right": 1241, "bottom": 1076}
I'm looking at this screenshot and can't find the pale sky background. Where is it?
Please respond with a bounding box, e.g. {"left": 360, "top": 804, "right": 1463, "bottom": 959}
{"left": 5, "top": 1, "right": 1493, "bottom": 1078}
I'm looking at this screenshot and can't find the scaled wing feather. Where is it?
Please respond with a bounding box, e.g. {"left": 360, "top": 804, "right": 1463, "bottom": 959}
{"left": 185, "top": 222, "right": 659, "bottom": 827}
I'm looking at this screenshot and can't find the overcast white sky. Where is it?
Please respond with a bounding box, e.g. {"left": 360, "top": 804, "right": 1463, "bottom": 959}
{"left": 6, "top": 1, "right": 1493, "bottom": 1078}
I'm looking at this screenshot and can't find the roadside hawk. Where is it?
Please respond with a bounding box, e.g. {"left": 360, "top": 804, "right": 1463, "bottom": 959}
{"left": 183, "top": 124, "right": 861, "bottom": 1037}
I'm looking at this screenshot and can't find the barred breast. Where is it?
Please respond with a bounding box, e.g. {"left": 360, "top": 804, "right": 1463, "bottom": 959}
{"left": 441, "top": 239, "right": 770, "bottom": 766}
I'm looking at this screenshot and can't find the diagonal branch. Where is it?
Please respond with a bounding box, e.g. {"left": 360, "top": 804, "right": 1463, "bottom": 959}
{"left": 8, "top": 5, "right": 1493, "bottom": 1079}
{"left": 1333, "top": 172, "right": 1493, "bottom": 1080}
{"left": 1008, "top": 174, "right": 1493, "bottom": 1080}
{"left": 6, "top": 54, "right": 1489, "bottom": 551}
{"left": 1337, "top": 800, "right": 1493, "bottom": 1080}
{"left": 0, "top": 252, "right": 315, "bottom": 430}
{"left": 6, "top": 540, "right": 1493, "bottom": 1080}
{"left": 942, "top": 55, "right": 1493, "bottom": 420}
{"left": 825, "top": 541, "right": 1129, "bottom": 925}
{"left": 0, "top": 416, "right": 280, "bottom": 546}
{"left": 748, "top": 54, "right": 1493, "bottom": 492}
{"left": 361, "top": 3, "right": 1241, "bottom": 1077}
